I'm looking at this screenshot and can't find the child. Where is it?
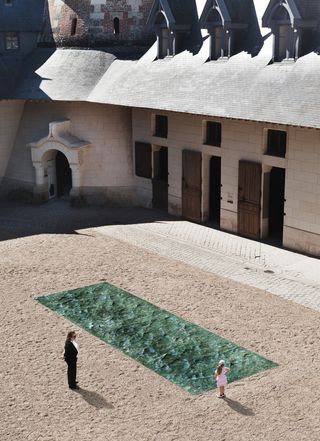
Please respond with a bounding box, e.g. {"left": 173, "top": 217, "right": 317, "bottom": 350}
{"left": 214, "top": 359, "right": 230, "bottom": 398}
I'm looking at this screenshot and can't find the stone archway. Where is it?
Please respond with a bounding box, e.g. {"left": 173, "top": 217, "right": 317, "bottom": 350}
{"left": 28, "top": 120, "right": 91, "bottom": 205}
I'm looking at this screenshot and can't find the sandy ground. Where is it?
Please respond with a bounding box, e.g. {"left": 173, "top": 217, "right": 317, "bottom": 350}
{"left": 1, "top": 202, "right": 320, "bottom": 441}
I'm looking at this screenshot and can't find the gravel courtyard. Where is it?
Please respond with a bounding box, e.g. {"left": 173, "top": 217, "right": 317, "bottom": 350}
{"left": 1, "top": 200, "right": 319, "bottom": 441}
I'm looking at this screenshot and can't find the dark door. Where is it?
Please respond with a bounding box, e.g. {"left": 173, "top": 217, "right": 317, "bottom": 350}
{"left": 182, "top": 150, "right": 202, "bottom": 222}
{"left": 209, "top": 156, "right": 221, "bottom": 226}
{"left": 238, "top": 161, "right": 261, "bottom": 239}
{"left": 152, "top": 147, "right": 168, "bottom": 211}
{"left": 268, "top": 167, "right": 285, "bottom": 242}
{"left": 56, "top": 151, "right": 72, "bottom": 197}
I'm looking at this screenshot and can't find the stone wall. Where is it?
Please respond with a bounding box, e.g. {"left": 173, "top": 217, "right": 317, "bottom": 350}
{"left": 0, "top": 100, "right": 25, "bottom": 186}
{"left": 4, "top": 101, "right": 135, "bottom": 206}
{"left": 46, "top": 0, "right": 154, "bottom": 46}
{"left": 132, "top": 108, "right": 320, "bottom": 256}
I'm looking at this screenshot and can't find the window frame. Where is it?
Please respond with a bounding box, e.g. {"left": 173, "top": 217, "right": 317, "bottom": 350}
{"left": 205, "top": 121, "right": 221, "bottom": 147}
{"left": 266, "top": 129, "right": 287, "bottom": 158}
{"left": 154, "top": 115, "right": 168, "bottom": 138}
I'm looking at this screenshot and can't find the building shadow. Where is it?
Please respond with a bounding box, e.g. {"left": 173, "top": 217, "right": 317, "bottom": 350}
{"left": 0, "top": 199, "right": 181, "bottom": 242}
{"left": 75, "top": 387, "right": 114, "bottom": 410}
{"left": 223, "top": 397, "right": 255, "bottom": 416}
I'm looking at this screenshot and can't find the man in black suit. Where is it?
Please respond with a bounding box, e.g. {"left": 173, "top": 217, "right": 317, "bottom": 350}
{"left": 64, "top": 331, "right": 79, "bottom": 389}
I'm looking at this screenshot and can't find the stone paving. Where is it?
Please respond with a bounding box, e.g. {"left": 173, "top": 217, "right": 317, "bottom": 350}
{"left": 92, "top": 220, "right": 320, "bottom": 312}
{"left": 1, "top": 199, "right": 320, "bottom": 312}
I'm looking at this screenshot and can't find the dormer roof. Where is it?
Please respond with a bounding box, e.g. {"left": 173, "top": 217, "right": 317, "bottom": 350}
{"left": 199, "top": 0, "right": 252, "bottom": 29}
{"left": 147, "top": 0, "right": 196, "bottom": 29}
{"left": 262, "top": 0, "right": 318, "bottom": 28}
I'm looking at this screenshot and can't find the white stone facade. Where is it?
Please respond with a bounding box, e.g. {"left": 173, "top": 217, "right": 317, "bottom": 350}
{"left": 3, "top": 101, "right": 135, "bottom": 206}
{"left": 1, "top": 100, "right": 320, "bottom": 256}
{"left": 132, "top": 108, "right": 320, "bottom": 256}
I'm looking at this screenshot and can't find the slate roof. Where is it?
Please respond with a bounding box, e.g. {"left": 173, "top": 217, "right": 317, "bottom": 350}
{"left": 4, "top": 0, "right": 320, "bottom": 130}
{"left": 86, "top": 41, "right": 320, "bottom": 129}
{"left": 168, "top": 0, "right": 198, "bottom": 26}
{"left": 225, "top": 0, "right": 254, "bottom": 23}
{"left": 0, "top": 0, "right": 46, "bottom": 32}
{"left": 14, "top": 49, "right": 116, "bottom": 101}
{"left": 296, "top": 0, "right": 320, "bottom": 20}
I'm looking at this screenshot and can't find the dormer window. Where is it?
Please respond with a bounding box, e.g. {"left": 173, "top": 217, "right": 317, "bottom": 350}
{"left": 147, "top": 0, "right": 194, "bottom": 60}
{"left": 199, "top": 0, "right": 249, "bottom": 61}
{"left": 262, "top": 0, "right": 318, "bottom": 61}
{"left": 272, "top": 5, "right": 294, "bottom": 61}
{"left": 155, "top": 12, "right": 171, "bottom": 58}
{"left": 206, "top": 9, "right": 227, "bottom": 60}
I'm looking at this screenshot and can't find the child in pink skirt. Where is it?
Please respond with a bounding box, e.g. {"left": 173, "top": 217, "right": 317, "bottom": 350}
{"left": 214, "top": 359, "right": 230, "bottom": 398}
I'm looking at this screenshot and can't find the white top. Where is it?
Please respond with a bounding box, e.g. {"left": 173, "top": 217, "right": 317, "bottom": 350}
{"left": 72, "top": 340, "right": 79, "bottom": 353}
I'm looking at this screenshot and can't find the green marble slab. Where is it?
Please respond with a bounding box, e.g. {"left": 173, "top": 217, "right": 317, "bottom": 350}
{"left": 36, "top": 283, "right": 277, "bottom": 395}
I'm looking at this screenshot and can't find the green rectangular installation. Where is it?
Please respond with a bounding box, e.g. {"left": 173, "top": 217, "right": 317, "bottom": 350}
{"left": 36, "top": 283, "right": 277, "bottom": 395}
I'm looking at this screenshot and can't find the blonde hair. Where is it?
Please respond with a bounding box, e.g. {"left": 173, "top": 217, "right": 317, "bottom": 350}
{"left": 216, "top": 362, "right": 224, "bottom": 376}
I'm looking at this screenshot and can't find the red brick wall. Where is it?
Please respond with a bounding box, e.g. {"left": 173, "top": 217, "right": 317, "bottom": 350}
{"left": 47, "top": 0, "right": 154, "bottom": 46}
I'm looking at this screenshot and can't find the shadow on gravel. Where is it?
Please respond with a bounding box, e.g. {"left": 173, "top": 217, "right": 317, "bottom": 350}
{"left": 0, "top": 199, "right": 180, "bottom": 242}
{"left": 223, "top": 397, "right": 255, "bottom": 416}
{"left": 75, "top": 387, "right": 114, "bottom": 409}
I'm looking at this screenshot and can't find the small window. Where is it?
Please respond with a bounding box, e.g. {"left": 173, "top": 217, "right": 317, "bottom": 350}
{"left": 154, "top": 115, "right": 168, "bottom": 138}
{"left": 113, "top": 17, "right": 120, "bottom": 35}
{"left": 135, "top": 142, "right": 152, "bottom": 178}
{"left": 5, "top": 32, "right": 19, "bottom": 50}
{"left": 205, "top": 121, "right": 221, "bottom": 147}
{"left": 71, "top": 17, "right": 77, "bottom": 36}
{"left": 267, "top": 130, "right": 287, "bottom": 157}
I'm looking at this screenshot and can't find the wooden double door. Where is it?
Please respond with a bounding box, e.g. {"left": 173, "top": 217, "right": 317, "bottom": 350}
{"left": 182, "top": 150, "right": 202, "bottom": 222}
{"left": 238, "top": 161, "right": 262, "bottom": 240}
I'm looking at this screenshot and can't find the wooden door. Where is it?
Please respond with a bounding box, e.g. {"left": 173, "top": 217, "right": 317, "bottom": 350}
{"left": 152, "top": 147, "right": 168, "bottom": 211}
{"left": 209, "top": 156, "right": 221, "bottom": 226}
{"left": 182, "top": 150, "right": 202, "bottom": 222}
{"left": 238, "top": 161, "right": 261, "bottom": 239}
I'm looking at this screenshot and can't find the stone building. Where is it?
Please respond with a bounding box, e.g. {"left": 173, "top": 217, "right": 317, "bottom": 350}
{"left": 1, "top": 0, "right": 320, "bottom": 257}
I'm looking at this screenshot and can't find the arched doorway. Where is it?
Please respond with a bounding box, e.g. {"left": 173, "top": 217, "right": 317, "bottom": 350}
{"left": 29, "top": 120, "right": 91, "bottom": 204}
{"left": 56, "top": 151, "right": 72, "bottom": 197}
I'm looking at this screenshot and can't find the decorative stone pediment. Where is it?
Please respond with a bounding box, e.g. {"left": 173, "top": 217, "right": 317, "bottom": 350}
{"left": 28, "top": 120, "right": 90, "bottom": 151}
{"left": 28, "top": 120, "right": 91, "bottom": 204}
{"left": 28, "top": 120, "right": 91, "bottom": 166}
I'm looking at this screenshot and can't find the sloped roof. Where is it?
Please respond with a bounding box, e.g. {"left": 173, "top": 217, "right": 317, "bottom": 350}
{"left": 168, "top": 0, "right": 198, "bottom": 26}
{"left": 296, "top": 0, "right": 320, "bottom": 20}
{"left": 225, "top": 0, "right": 254, "bottom": 23}
{"left": 147, "top": 0, "right": 198, "bottom": 27}
{"left": 4, "top": 0, "right": 320, "bottom": 130}
{"left": 86, "top": 41, "right": 320, "bottom": 129}
{"left": 14, "top": 49, "right": 116, "bottom": 101}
